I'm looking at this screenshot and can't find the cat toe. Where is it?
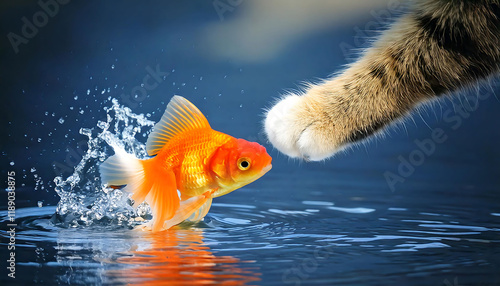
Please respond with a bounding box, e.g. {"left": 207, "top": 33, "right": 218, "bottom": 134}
{"left": 265, "top": 95, "right": 304, "bottom": 158}
{"left": 265, "top": 94, "right": 341, "bottom": 161}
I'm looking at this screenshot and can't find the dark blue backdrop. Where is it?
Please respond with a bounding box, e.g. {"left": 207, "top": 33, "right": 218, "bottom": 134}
{"left": 1, "top": 0, "right": 499, "bottom": 208}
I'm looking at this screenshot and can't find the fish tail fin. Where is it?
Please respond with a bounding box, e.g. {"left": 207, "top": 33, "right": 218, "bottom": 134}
{"left": 99, "top": 148, "right": 180, "bottom": 231}
{"left": 99, "top": 148, "right": 145, "bottom": 190}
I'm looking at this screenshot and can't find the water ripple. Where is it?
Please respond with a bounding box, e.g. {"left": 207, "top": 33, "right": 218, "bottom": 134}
{"left": 327, "top": 206, "right": 375, "bottom": 214}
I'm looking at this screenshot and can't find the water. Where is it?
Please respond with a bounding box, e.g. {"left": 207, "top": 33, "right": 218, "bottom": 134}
{"left": 2, "top": 1, "right": 500, "bottom": 285}
{"left": 2, "top": 185, "right": 500, "bottom": 285}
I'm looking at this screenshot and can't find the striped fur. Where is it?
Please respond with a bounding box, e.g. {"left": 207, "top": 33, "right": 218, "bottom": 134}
{"left": 265, "top": 0, "right": 500, "bottom": 161}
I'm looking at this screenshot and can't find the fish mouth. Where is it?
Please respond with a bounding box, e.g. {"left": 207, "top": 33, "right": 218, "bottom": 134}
{"left": 261, "top": 164, "right": 272, "bottom": 174}
{"left": 212, "top": 164, "right": 273, "bottom": 198}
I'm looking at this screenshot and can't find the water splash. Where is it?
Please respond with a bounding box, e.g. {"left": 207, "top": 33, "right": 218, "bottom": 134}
{"left": 52, "top": 98, "right": 156, "bottom": 228}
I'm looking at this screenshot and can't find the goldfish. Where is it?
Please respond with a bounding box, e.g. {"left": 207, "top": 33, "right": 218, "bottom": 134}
{"left": 99, "top": 96, "right": 272, "bottom": 231}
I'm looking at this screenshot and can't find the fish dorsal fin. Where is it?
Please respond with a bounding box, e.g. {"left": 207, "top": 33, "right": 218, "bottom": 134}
{"left": 146, "top": 96, "right": 210, "bottom": 156}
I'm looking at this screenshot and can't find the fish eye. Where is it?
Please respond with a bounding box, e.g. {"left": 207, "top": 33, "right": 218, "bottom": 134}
{"left": 237, "top": 157, "right": 251, "bottom": 171}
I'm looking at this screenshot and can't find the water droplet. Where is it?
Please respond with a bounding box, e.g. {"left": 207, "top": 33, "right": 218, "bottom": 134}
{"left": 241, "top": 90, "right": 244, "bottom": 94}
{"left": 194, "top": 86, "right": 197, "bottom": 90}
{"left": 239, "top": 104, "right": 243, "bottom": 108}
{"left": 74, "top": 95, "right": 78, "bottom": 100}
{"left": 79, "top": 128, "right": 92, "bottom": 137}
{"left": 45, "top": 111, "right": 48, "bottom": 116}
{"left": 38, "top": 201, "right": 43, "bottom": 208}
{"left": 69, "top": 106, "right": 74, "bottom": 110}
{"left": 171, "top": 69, "right": 175, "bottom": 73}
{"left": 37, "top": 138, "right": 42, "bottom": 143}
{"left": 181, "top": 83, "right": 186, "bottom": 86}
{"left": 35, "top": 247, "right": 43, "bottom": 255}
{"left": 58, "top": 117, "right": 65, "bottom": 124}
{"left": 79, "top": 110, "right": 84, "bottom": 114}
{"left": 97, "top": 120, "right": 109, "bottom": 130}
{"left": 31, "top": 167, "right": 36, "bottom": 172}
{"left": 199, "top": 76, "right": 203, "bottom": 80}
{"left": 111, "top": 64, "right": 115, "bottom": 69}
{"left": 10, "top": 161, "right": 14, "bottom": 166}
{"left": 87, "top": 89, "right": 90, "bottom": 95}
{"left": 218, "top": 93, "right": 222, "bottom": 97}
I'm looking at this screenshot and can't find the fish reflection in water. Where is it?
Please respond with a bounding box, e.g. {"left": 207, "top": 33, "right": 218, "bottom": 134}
{"left": 105, "top": 228, "right": 261, "bottom": 285}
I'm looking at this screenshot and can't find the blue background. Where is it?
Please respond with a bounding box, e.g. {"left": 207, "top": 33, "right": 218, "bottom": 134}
{"left": 1, "top": 1, "right": 499, "bottom": 285}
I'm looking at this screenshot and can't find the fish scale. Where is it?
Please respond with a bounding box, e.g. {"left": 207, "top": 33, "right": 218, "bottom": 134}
{"left": 161, "top": 129, "right": 233, "bottom": 195}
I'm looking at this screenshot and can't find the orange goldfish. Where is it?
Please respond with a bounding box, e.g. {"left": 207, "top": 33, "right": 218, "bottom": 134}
{"left": 99, "top": 96, "right": 272, "bottom": 231}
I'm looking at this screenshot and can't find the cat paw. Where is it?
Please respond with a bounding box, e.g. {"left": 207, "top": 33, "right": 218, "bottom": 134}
{"left": 264, "top": 94, "right": 343, "bottom": 161}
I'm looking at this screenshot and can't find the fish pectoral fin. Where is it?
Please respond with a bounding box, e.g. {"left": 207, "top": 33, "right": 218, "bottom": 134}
{"left": 186, "top": 198, "right": 213, "bottom": 222}
{"left": 163, "top": 191, "right": 212, "bottom": 229}
{"left": 143, "top": 169, "right": 180, "bottom": 232}
{"left": 186, "top": 188, "right": 217, "bottom": 222}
